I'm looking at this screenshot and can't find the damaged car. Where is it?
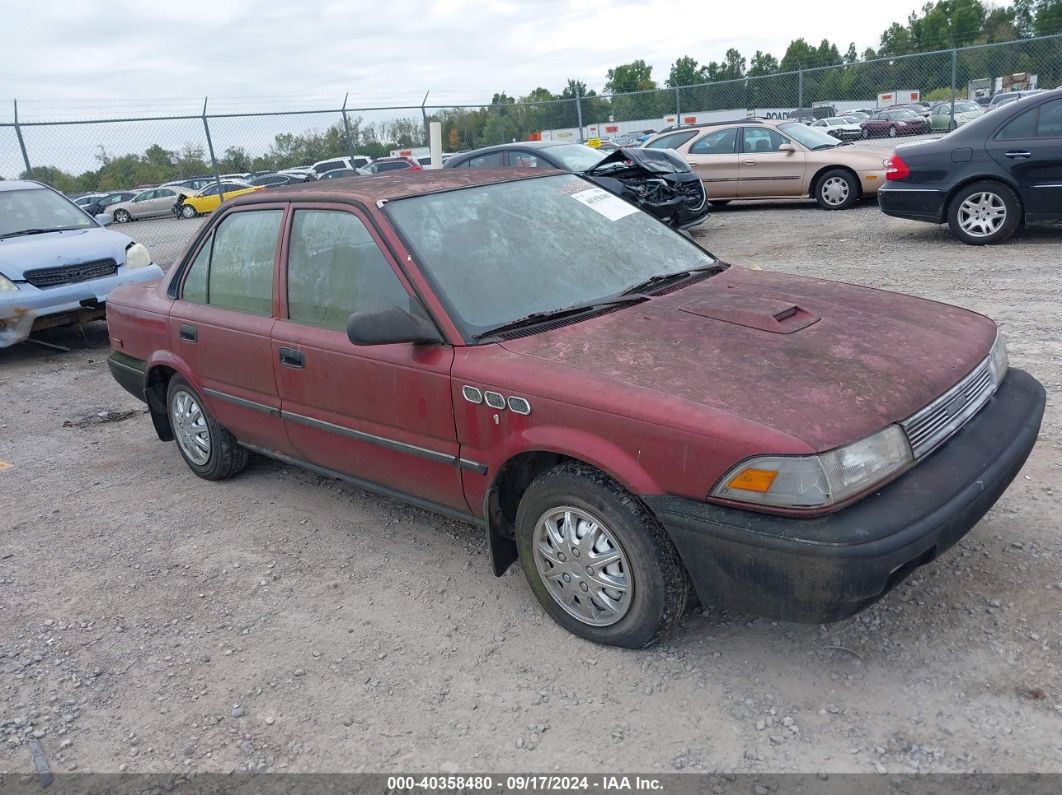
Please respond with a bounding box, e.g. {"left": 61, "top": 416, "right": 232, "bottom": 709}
{"left": 105, "top": 170, "right": 1044, "bottom": 648}
{"left": 445, "top": 141, "right": 708, "bottom": 229}
{"left": 0, "top": 180, "right": 162, "bottom": 348}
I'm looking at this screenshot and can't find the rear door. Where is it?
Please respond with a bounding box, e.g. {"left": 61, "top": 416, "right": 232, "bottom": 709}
{"left": 987, "top": 97, "right": 1062, "bottom": 220}
{"left": 167, "top": 205, "right": 291, "bottom": 452}
{"left": 684, "top": 127, "right": 741, "bottom": 199}
{"left": 270, "top": 205, "right": 467, "bottom": 513}
{"left": 738, "top": 127, "right": 806, "bottom": 197}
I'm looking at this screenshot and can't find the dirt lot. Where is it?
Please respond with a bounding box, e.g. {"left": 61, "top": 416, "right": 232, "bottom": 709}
{"left": 1, "top": 201, "right": 1060, "bottom": 777}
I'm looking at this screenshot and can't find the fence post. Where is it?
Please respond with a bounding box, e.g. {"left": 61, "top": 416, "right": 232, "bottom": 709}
{"left": 949, "top": 48, "right": 958, "bottom": 130}
{"left": 575, "top": 84, "right": 584, "bottom": 142}
{"left": 420, "top": 91, "right": 430, "bottom": 148}
{"left": 13, "top": 100, "right": 32, "bottom": 178}
{"left": 201, "top": 97, "right": 222, "bottom": 193}
{"left": 341, "top": 92, "right": 357, "bottom": 160}
{"left": 797, "top": 67, "right": 804, "bottom": 116}
{"left": 675, "top": 86, "right": 681, "bottom": 121}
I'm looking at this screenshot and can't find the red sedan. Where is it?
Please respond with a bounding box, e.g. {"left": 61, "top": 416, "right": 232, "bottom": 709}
{"left": 861, "top": 109, "right": 931, "bottom": 138}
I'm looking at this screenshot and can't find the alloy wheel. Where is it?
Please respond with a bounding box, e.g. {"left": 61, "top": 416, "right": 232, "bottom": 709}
{"left": 171, "top": 389, "right": 211, "bottom": 466}
{"left": 532, "top": 506, "right": 633, "bottom": 626}
{"left": 957, "top": 192, "right": 1007, "bottom": 238}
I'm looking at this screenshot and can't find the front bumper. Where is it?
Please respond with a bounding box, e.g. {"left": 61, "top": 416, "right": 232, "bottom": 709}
{"left": 878, "top": 184, "right": 948, "bottom": 223}
{"left": 0, "top": 264, "right": 164, "bottom": 347}
{"left": 644, "top": 368, "right": 1045, "bottom": 623}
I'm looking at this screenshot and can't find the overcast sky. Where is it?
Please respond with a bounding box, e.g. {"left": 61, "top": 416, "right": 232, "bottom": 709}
{"left": 6, "top": 0, "right": 926, "bottom": 117}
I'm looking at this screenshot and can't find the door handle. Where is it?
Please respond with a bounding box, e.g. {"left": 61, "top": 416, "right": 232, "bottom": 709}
{"left": 179, "top": 324, "right": 197, "bottom": 343}
{"left": 279, "top": 347, "right": 304, "bottom": 369}
{"left": 742, "top": 160, "right": 756, "bottom": 166}
{"left": 1004, "top": 150, "right": 1032, "bottom": 159}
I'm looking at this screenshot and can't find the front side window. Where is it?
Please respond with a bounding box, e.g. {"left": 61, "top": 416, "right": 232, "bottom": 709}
{"left": 742, "top": 128, "right": 787, "bottom": 153}
{"left": 286, "top": 210, "right": 410, "bottom": 332}
{"left": 508, "top": 151, "right": 542, "bottom": 168}
{"left": 688, "top": 127, "right": 738, "bottom": 155}
{"left": 467, "top": 152, "right": 505, "bottom": 168}
{"left": 204, "top": 210, "right": 282, "bottom": 316}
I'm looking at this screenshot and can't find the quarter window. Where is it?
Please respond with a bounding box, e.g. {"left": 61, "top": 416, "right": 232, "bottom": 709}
{"left": 205, "top": 210, "right": 282, "bottom": 316}
{"left": 688, "top": 127, "right": 738, "bottom": 155}
{"left": 645, "top": 130, "right": 698, "bottom": 150}
{"left": 286, "top": 210, "right": 411, "bottom": 332}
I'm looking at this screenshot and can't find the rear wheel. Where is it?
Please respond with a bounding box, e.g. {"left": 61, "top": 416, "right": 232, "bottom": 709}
{"left": 815, "top": 169, "right": 859, "bottom": 210}
{"left": 861, "top": 128, "right": 870, "bottom": 139}
{"left": 113, "top": 208, "right": 131, "bottom": 223}
{"left": 515, "top": 463, "right": 689, "bottom": 648}
{"left": 167, "top": 376, "right": 248, "bottom": 480}
{"left": 947, "top": 180, "right": 1021, "bottom": 245}
{"left": 888, "top": 126, "right": 898, "bottom": 138}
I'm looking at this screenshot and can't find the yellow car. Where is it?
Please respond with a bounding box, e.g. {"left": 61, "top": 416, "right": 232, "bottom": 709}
{"left": 177, "top": 181, "right": 262, "bottom": 218}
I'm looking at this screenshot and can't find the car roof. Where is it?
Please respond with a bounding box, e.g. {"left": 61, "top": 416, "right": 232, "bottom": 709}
{"left": 0, "top": 180, "right": 48, "bottom": 193}
{"left": 229, "top": 168, "right": 560, "bottom": 208}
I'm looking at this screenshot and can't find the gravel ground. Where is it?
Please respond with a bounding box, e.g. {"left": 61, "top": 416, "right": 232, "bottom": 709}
{"left": 1, "top": 199, "right": 1060, "bottom": 777}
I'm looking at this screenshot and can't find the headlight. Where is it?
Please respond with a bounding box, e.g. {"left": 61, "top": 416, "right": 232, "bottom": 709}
{"left": 125, "top": 242, "right": 152, "bottom": 270}
{"left": 711, "top": 425, "right": 913, "bottom": 510}
{"left": 988, "top": 331, "right": 1008, "bottom": 387}
{"left": 0, "top": 274, "right": 18, "bottom": 292}
{"left": 897, "top": 121, "right": 907, "bottom": 126}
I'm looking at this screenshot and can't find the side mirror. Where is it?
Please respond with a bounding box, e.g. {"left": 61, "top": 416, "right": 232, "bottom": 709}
{"left": 347, "top": 304, "right": 443, "bottom": 346}
{"left": 95, "top": 213, "right": 113, "bottom": 226}
{"left": 778, "top": 144, "right": 795, "bottom": 154}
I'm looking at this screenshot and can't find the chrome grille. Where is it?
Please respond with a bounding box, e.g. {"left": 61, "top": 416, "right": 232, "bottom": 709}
{"left": 23, "top": 259, "right": 118, "bottom": 288}
{"left": 901, "top": 357, "right": 996, "bottom": 459}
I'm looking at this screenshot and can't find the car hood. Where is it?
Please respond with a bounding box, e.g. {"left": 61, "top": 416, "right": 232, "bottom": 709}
{"left": 499, "top": 267, "right": 996, "bottom": 451}
{"left": 585, "top": 147, "right": 692, "bottom": 175}
{"left": 0, "top": 227, "right": 133, "bottom": 280}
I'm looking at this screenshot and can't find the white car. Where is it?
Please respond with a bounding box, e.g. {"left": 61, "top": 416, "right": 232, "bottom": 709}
{"left": 310, "top": 155, "right": 373, "bottom": 176}
{"left": 108, "top": 186, "right": 193, "bottom": 222}
{"left": 811, "top": 117, "right": 862, "bottom": 140}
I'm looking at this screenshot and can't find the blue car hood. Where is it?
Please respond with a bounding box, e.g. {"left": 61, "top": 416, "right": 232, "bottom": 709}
{"left": 0, "top": 227, "right": 133, "bottom": 280}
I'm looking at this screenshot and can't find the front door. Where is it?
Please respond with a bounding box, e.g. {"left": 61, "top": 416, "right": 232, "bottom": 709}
{"left": 987, "top": 97, "right": 1062, "bottom": 220}
{"left": 271, "top": 205, "right": 467, "bottom": 513}
{"left": 167, "top": 206, "right": 290, "bottom": 452}
{"left": 738, "top": 127, "right": 807, "bottom": 198}
{"left": 685, "top": 127, "right": 741, "bottom": 200}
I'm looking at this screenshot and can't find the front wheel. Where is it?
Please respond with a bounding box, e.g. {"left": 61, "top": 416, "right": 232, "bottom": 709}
{"left": 888, "top": 126, "right": 898, "bottom": 138}
{"left": 167, "top": 376, "right": 248, "bottom": 480}
{"left": 180, "top": 203, "right": 197, "bottom": 219}
{"left": 815, "top": 169, "right": 859, "bottom": 210}
{"left": 861, "top": 128, "right": 869, "bottom": 139}
{"left": 515, "top": 463, "right": 689, "bottom": 647}
{"left": 947, "top": 181, "right": 1021, "bottom": 245}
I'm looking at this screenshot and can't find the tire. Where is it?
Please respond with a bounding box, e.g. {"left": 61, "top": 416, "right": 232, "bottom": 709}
{"left": 888, "top": 126, "right": 898, "bottom": 138}
{"left": 515, "top": 463, "right": 690, "bottom": 648}
{"left": 815, "top": 168, "right": 860, "bottom": 210}
{"left": 113, "top": 209, "right": 131, "bottom": 223}
{"left": 708, "top": 200, "right": 731, "bottom": 207}
{"left": 167, "top": 376, "right": 248, "bottom": 480}
{"left": 946, "top": 180, "right": 1021, "bottom": 245}
{"left": 180, "top": 203, "right": 198, "bottom": 219}
{"left": 861, "top": 128, "right": 869, "bottom": 139}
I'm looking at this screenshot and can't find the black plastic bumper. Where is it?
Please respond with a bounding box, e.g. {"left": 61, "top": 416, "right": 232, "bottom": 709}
{"left": 107, "top": 351, "right": 147, "bottom": 403}
{"left": 877, "top": 185, "right": 948, "bottom": 223}
{"left": 644, "top": 368, "right": 1046, "bottom": 623}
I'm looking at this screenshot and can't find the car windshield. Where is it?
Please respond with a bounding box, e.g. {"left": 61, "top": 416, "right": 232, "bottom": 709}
{"left": 547, "top": 144, "right": 607, "bottom": 171}
{"left": 385, "top": 174, "right": 717, "bottom": 340}
{"left": 777, "top": 123, "right": 842, "bottom": 149}
{"left": 0, "top": 188, "right": 95, "bottom": 238}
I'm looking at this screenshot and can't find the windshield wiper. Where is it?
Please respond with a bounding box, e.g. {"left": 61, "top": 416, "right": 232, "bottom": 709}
{"left": 0, "top": 227, "right": 79, "bottom": 240}
{"left": 620, "top": 263, "right": 723, "bottom": 297}
{"left": 473, "top": 295, "right": 647, "bottom": 341}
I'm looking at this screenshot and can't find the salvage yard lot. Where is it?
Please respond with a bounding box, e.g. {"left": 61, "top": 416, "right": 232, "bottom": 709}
{"left": 1, "top": 200, "right": 1060, "bottom": 775}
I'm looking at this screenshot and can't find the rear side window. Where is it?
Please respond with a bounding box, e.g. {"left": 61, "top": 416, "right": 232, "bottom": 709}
{"left": 645, "top": 130, "right": 698, "bottom": 150}
{"left": 204, "top": 210, "right": 282, "bottom": 316}
{"left": 467, "top": 152, "right": 505, "bottom": 168}
{"left": 688, "top": 127, "right": 738, "bottom": 155}
{"left": 1036, "top": 99, "right": 1062, "bottom": 138}
{"left": 286, "top": 210, "right": 410, "bottom": 332}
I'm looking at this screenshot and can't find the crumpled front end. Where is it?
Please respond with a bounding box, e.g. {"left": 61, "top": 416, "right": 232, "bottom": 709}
{"left": 585, "top": 148, "right": 710, "bottom": 230}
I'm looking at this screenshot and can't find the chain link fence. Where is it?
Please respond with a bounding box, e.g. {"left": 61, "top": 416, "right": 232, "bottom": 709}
{"left": 2, "top": 34, "right": 1059, "bottom": 195}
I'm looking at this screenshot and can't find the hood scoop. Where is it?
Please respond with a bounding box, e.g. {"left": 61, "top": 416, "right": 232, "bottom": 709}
{"left": 679, "top": 290, "right": 820, "bottom": 334}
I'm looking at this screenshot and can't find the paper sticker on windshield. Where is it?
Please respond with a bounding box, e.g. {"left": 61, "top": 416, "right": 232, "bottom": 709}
{"left": 571, "top": 187, "right": 638, "bottom": 221}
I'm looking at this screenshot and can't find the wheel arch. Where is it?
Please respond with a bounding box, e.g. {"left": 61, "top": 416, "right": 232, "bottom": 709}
{"left": 144, "top": 353, "right": 200, "bottom": 442}
{"left": 808, "top": 164, "right": 861, "bottom": 200}
{"left": 944, "top": 174, "right": 1024, "bottom": 219}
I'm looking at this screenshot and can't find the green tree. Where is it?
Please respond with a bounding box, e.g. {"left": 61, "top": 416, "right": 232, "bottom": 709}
{"left": 1036, "top": 0, "right": 1062, "bottom": 34}
{"left": 604, "top": 60, "right": 656, "bottom": 94}
{"left": 780, "top": 38, "right": 819, "bottom": 70}
{"left": 748, "top": 51, "right": 779, "bottom": 77}
{"left": 844, "top": 43, "right": 859, "bottom": 64}
{"left": 666, "top": 56, "right": 706, "bottom": 87}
